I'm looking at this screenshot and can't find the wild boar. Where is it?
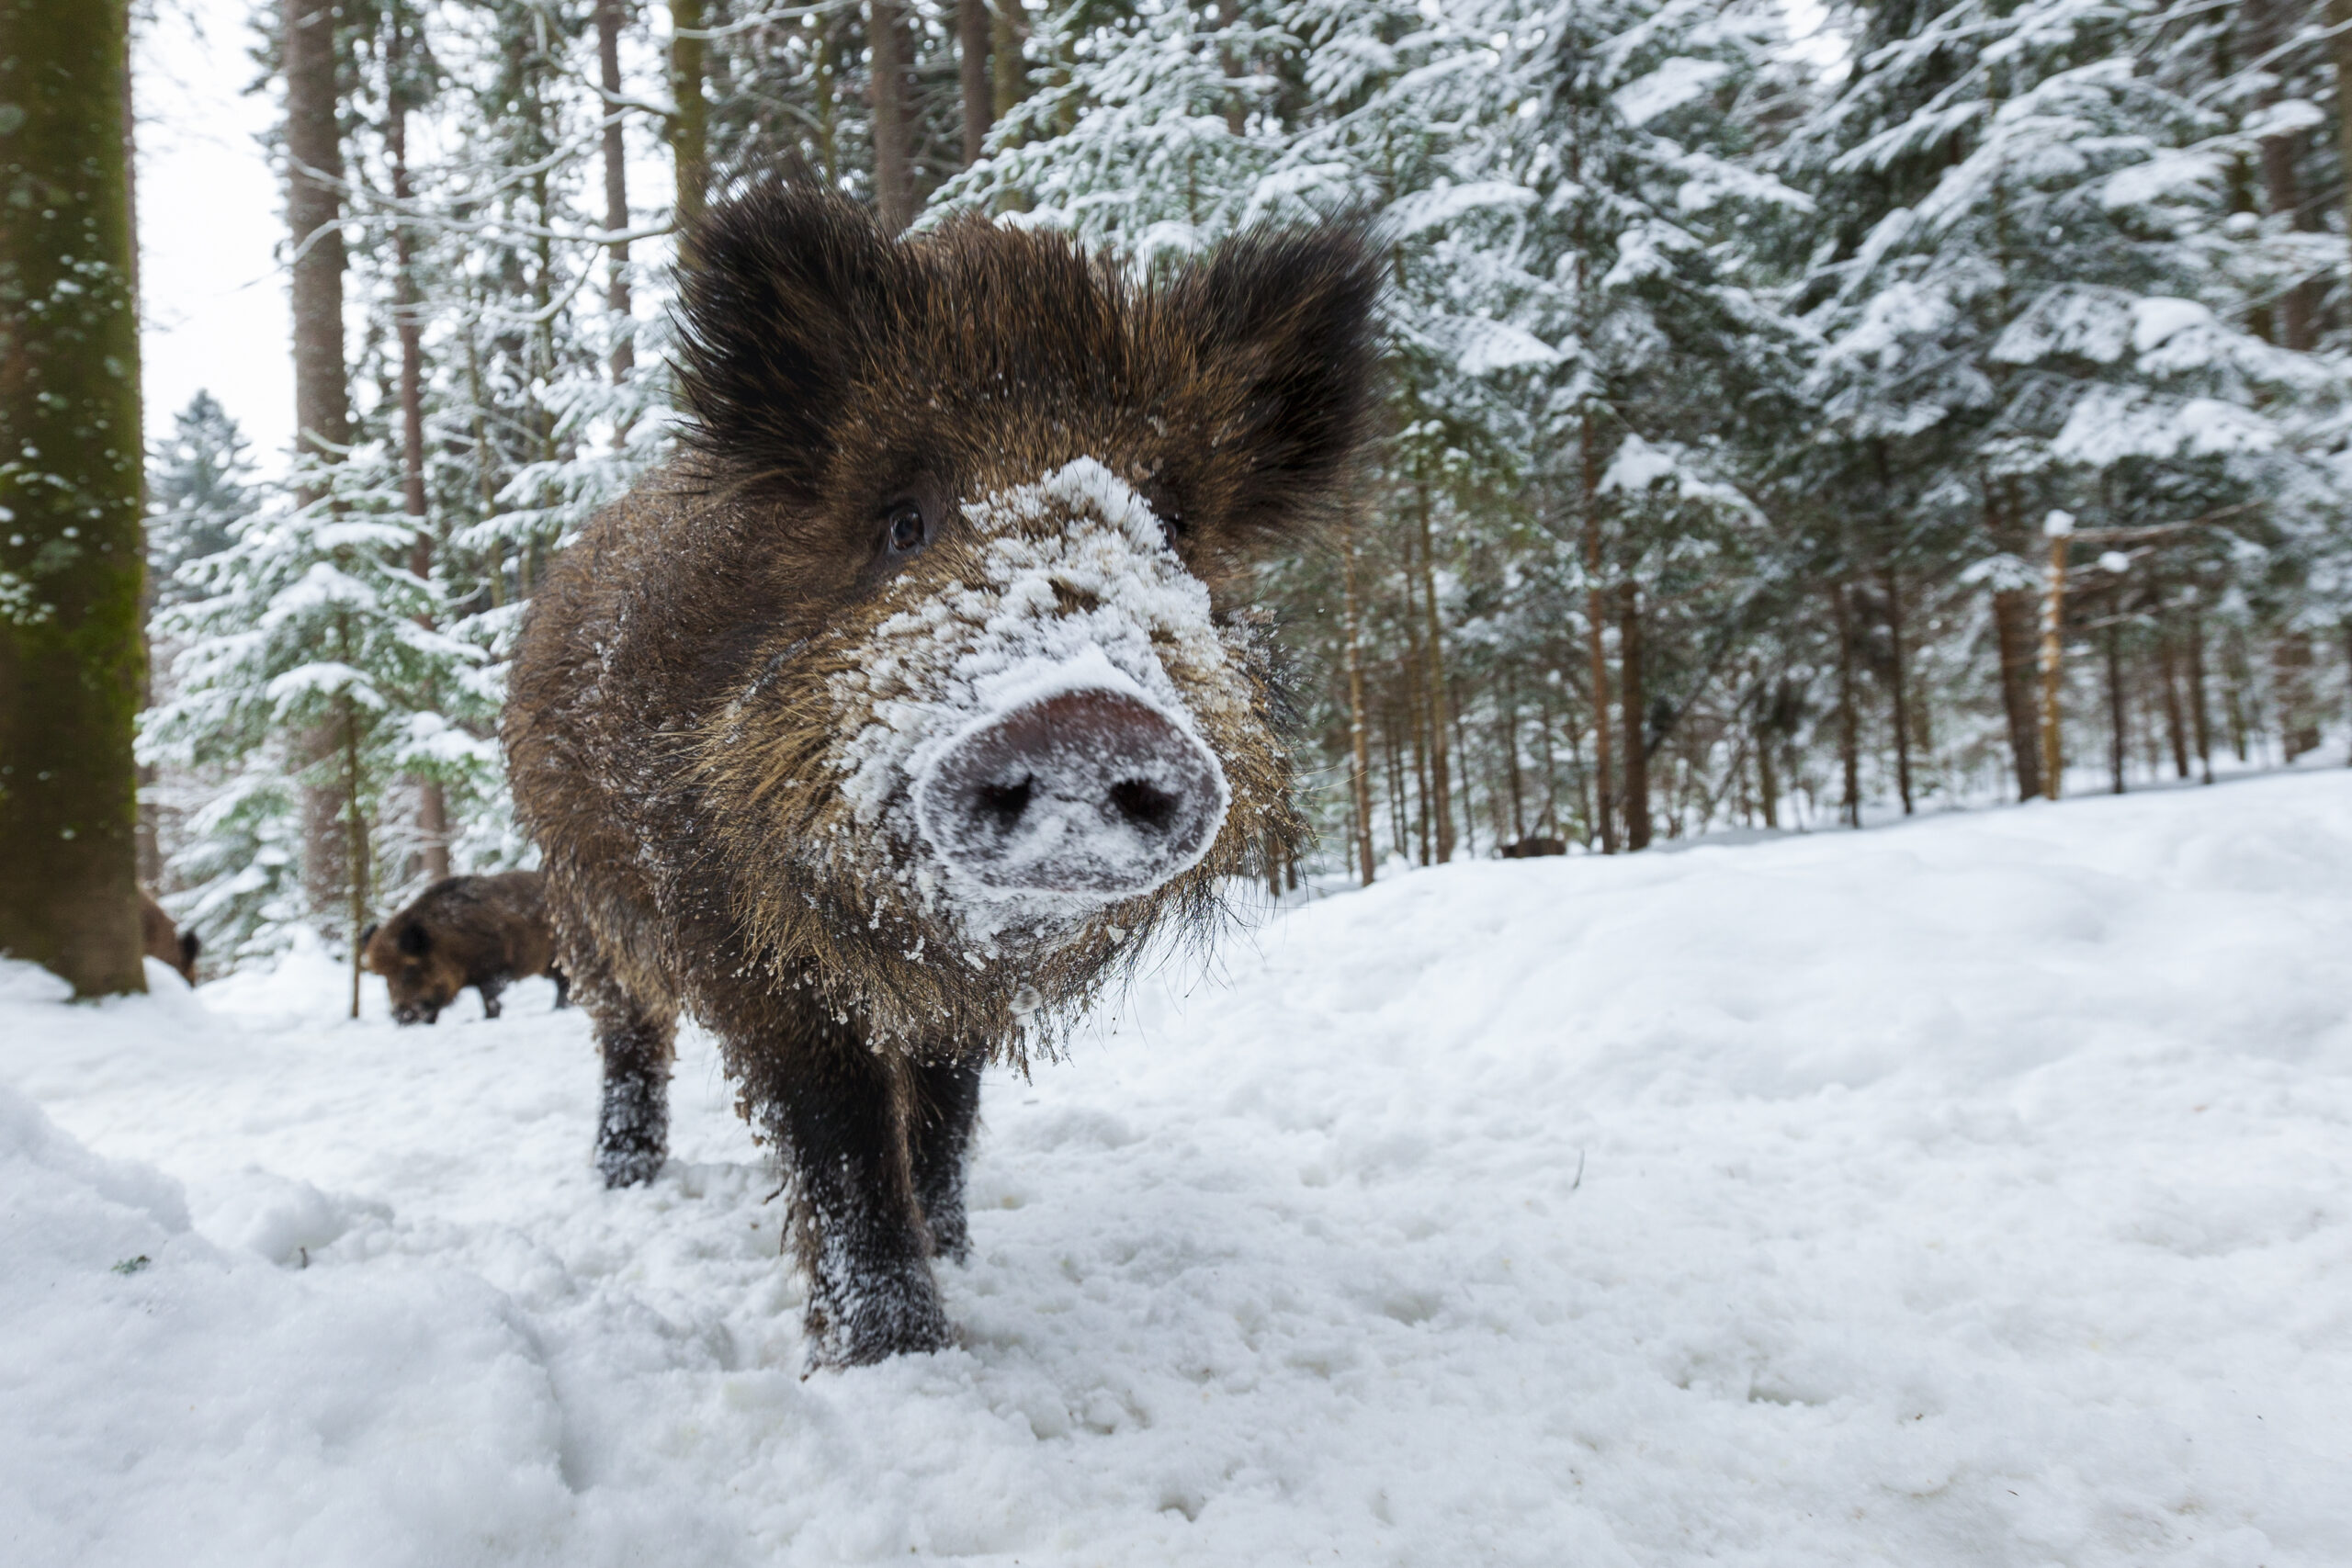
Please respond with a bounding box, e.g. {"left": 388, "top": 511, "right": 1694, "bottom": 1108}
{"left": 139, "top": 890, "right": 198, "bottom": 983}
{"left": 503, "top": 181, "right": 1378, "bottom": 1366}
{"left": 361, "top": 871, "right": 567, "bottom": 1025}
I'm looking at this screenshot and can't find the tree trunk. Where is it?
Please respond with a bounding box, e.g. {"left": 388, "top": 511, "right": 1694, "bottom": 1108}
{"left": 1833, "top": 581, "right": 1861, "bottom": 827}
{"left": 869, "top": 0, "right": 916, "bottom": 233}
{"left": 2245, "top": 0, "right": 2319, "bottom": 348}
{"left": 1340, "top": 523, "right": 1376, "bottom": 886}
{"left": 1502, "top": 676, "right": 1526, "bottom": 842}
{"left": 958, "top": 0, "right": 990, "bottom": 164}
{"left": 387, "top": 9, "right": 449, "bottom": 883}
{"left": 2105, "top": 618, "right": 2128, "bottom": 795}
{"left": 598, "top": 0, "right": 634, "bottom": 384}
{"left": 1580, "top": 435, "right": 1616, "bottom": 852}
{"left": 1619, "top": 581, "right": 1651, "bottom": 850}
{"left": 2334, "top": 0, "right": 2352, "bottom": 256}
{"left": 342, "top": 682, "right": 369, "bottom": 1018}
{"left": 0, "top": 0, "right": 148, "bottom": 995}
{"left": 1985, "top": 489, "right": 2043, "bottom": 800}
{"left": 1450, "top": 674, "right": 1476, "bottom": 856}
{"left": 286, "top": 0, "right": 356, "bottom": 929}
{"left": 1413, "top": 484, "right": 1454, "bottom": 863}
{"left": 1756, "top": 721, "right": 1780, "bottom": 829}
{"left": 1216, "top": 0, "right": 1246, "bottom": 136}
{"left": 1882, "top": 563, "right": 1915, "bottom": 814}
{"left": 2157, "top": 613, "right": 2191, "bottom": 780}
{"left": 2187, "top": 598, "right": 2215, "bottom": 784}
{"left": 670, "top": 0, "right": 709, "bottom": 264}
{"left": 287, "top": 0, "right": 349, "bottom": 481}
{"left": 991, "top": 0, "right": 1027, "bottom": 119}
{"left": 2039, "top": 526, "right": 2068, "bottom": 799}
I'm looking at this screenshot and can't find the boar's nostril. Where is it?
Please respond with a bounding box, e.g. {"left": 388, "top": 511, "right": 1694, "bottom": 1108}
{"left": 915, "top": 685, "right": 1230, "bottom": 897}
{"left": 1107, "top": 778, "right": 1177, "bottom": 831}
{"left": 977, "top": 776, "right": 1034, "bottom": 832}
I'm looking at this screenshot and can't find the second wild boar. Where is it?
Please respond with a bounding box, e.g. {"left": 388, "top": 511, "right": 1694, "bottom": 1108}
{"left": 361, "top": 871, "right": 568, "bottom": 1024}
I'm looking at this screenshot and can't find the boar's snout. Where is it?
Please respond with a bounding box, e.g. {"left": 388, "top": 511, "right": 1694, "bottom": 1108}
{"left": 916, "top": 687, "right": 1227, "bottom": 897}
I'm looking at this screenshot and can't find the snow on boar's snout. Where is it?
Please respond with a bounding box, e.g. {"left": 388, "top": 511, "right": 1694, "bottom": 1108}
{"left": 839, "top": 458, "right": 1238, "bottom": 913}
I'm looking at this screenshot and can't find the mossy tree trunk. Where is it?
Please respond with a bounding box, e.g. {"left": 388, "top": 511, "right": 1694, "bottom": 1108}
{"left": 0, "top": 0, "right": 149, "bottom": 995}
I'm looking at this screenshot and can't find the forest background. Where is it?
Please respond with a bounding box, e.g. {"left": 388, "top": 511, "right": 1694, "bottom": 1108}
{"left": 122, "top": 0, "right": 2352, "bottom": 965}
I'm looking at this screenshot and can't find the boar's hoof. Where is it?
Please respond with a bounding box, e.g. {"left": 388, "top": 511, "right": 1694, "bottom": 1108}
{"left": 916, "top": 687, "right": 1226, "bottom": 897}
{"left": 808, "top": 1264, "right": 954, "bottom": 1368}
{"left": 597, "top": 1140, "right": 664, "bottom": 1189}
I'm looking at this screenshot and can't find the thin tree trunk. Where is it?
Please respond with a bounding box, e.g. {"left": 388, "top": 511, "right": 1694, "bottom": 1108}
{"left": 2245, "top": 0, "right": 2319, "bottom": 348}
{"left": 2187, "top": 597, "right": 2215, "bottom": 784}
{"left": 1450, "top": 675, "right": 1476, "bottom": 856}
{"left": 1340, "top": 523, "right": 1376, "bottom": 886}
{"left": 342, "top": 682, "right": 369, "bottom": 1019}
{"left": 2333, "top": 625, "right": 2352, "bottom": 771}
{"left": 2105, "top": 618, "right": 2128, "bottom": 795}
{"left": 387, "top": 8, "right": 449, "bottom": 883}
{"left": 2039, "top": 525, "right": 2068, "bottom": 799}
{"left": 1619, "top": 581, "right": 1651, "bottom": 850}
{"left": 1216, "top": 0, "right": 1246, "bottom": 135}
{"left": 869, "top": 0, "right": 916, "bottom": 233}
{"left": 2334, "top": 0, "right": 2352, "bottom": 256}
{"left": 1986, "top": 489, "right": 2044, "bottom": 800}
{"left": 670, "top": 0, "right": 709, "bottom": 264}
{"left": 1883, "top": 563, "right": 1915, "bottom": 814}
{"left": 1414, "top": 484, "right": 1454, "bottom": 863}
{"left": 2157, "top": 612, "right": 2191, "bottom": 780}
{"left": 958, "top": 0, "right": 990, "bottom": 164}
{"left": 1756, "top": 720, "right": 1780, "bottom": 829}
{"left": 1503, "top": 675, "right": 1526, "bottom": 842}
{"left": 1833, "top": 580, "right": 1861, "bottom": 828}
{"left": 0, "top": 0, "right": 148, "bottom": 994}
{"left": 991, "top": 0, "right": 1026, "bottom": 119}
{"left": 598, "top": 0, "right": 634, "bottom": 384}
{"left": 1580, "top": 441, "right": 1615, "bottom": 852}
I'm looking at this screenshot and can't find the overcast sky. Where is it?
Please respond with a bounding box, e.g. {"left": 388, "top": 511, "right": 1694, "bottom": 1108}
{"left": 137, "top": 0, "right": 290, "bottom": 472}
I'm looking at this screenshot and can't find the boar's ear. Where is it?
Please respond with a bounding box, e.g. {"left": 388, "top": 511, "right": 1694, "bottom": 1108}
{"left": 397, "top": 922, "right": 431, "bottom": 958}
{"left": 357, "top": 923, "right": 377, "bottom": 950}
{"left": 1184, "top": 225, "right": 1383, "bottom": 535}
{"left": 674, "top": 181, "right": 901, "bottom": 500}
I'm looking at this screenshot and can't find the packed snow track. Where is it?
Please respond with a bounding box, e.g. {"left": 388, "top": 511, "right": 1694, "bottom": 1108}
{"left": 6, "top": 773, "right": 2350, "bottom": 1566}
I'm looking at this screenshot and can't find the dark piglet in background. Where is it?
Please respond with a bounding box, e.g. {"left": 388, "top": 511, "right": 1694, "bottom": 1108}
{"left": 504, "top": 181, "right": 1379, "bottom": 1367}
{"left": 361, "top": 871, "right": 568, "bottom": 1025}
{"left": 139, "top": 890, "right": 199, "bottom": 983}
{"left": 1499, "top": 837, "right": 1566, "bottom": 859}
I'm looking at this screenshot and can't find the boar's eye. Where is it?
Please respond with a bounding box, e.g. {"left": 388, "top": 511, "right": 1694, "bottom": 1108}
{"left": 886, "top": 501, "right": 927, "bottom": 555}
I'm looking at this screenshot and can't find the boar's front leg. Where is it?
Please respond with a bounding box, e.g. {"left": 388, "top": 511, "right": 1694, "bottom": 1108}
{"left": 748, "top": 1024, "right": 952, "bottom": 1367}
{"left": 477, "top": 976, "right": 506, "bottom": 1020}
{"left": 575, "top": 956, "right": 676, "bottom": 1188}
{"left": 909, "top": 1056, "right": 981, "bottom": 1265}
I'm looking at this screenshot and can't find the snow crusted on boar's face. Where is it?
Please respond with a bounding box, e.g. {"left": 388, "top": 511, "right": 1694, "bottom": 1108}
{"left": 678, "top": 183, "right": 1379, "bottom": 1051}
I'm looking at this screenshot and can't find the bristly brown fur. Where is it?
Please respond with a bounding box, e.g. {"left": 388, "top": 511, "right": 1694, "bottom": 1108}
{"left": 503, "top": 178, "right": 1379, "bottom": 1365}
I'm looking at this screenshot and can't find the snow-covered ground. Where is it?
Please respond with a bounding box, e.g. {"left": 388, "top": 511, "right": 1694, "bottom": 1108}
{"left": 6, "top": 773, "right": 2352, "bottom": 1566}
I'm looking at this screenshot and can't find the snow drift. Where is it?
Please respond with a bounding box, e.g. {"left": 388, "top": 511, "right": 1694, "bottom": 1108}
{"left": 5, "top": 773, "right": 2350, "bottom": 1564}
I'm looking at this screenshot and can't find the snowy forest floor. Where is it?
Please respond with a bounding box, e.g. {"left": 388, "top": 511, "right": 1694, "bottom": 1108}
{"left": 7, "top": 773, "right": 2352, "bottom": 1567}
